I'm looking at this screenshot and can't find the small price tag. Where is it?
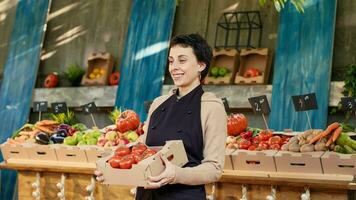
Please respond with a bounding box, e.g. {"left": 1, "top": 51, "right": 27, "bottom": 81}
{"left": 33, "top": 101, "right": 48, "bottom": 112}
{"left": 341, "top": 97, "right": 356, "bottom": 111}
{"left": 81, "top": 102, "right": 97, "bottom": 115}
{"left": 292, "top": 93, "right": 318, "bottom": 111}
{"left": 51, "top": 102, "right": 67, "bottom": 114}
{"left": 144, "top": 101, "right": 153, "bottom": 114}
{"left": 248, "top": 95, "right": 270, "bottom": 114}
{"left": 221, "top": 97, "right": 230, "bottom": 111}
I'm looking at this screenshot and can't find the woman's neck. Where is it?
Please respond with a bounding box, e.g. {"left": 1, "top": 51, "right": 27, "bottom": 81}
{"left": 177, "top": 80, "right": 201, "bottom": 97}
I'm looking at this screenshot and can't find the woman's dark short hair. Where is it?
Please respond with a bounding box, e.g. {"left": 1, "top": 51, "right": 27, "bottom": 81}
{"left": 170, "top": 34, "right": 213, "bottom": 80}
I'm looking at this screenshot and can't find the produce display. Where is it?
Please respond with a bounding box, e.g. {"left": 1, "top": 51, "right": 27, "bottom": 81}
{"left": 107, "top": 143, "right": 157, "bottom": 169}
{"left": 209, "top": 66, "right": 230, "bottom": 78}
{"left": 88, "top": 67, "right": 106, "bottom": 79}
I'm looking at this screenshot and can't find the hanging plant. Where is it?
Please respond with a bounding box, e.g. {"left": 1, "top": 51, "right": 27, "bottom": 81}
{"left": 259, "top": 0, "right": 305, "bottom": 13}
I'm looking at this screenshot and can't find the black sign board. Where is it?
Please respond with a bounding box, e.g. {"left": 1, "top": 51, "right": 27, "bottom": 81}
{"left": 51, "top": 102, "right": 67, "bottom": 114}
{"left": 221, "top": 97, "right": 230, "bottom": 111}
{"left": 144, "top": 101, "right": 153, "bottom": 114}
{"left": 33, "top": 101, "right": 48, "bottom": 112}
{"left": 292, "top": 93, "right": 318, "bottom": 111}
{"left": 341, "top": 97, "right": 356, "bottom": 111}
{"left": 81, "top": 102, "right": 97, "bottom": 114}
{"left": 248, "top": 95, "right": 271, "bottom": 114}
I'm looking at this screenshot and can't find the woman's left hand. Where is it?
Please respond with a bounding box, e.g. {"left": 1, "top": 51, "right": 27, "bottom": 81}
{"left": 145, "top": 154, "right": 176, "bottom": 189}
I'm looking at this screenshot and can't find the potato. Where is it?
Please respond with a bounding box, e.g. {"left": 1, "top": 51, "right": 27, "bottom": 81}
{"left": 288, "top": 143, "right": 300, "bottom": 152}
{"left": 281, "top": 143, "right": 289, "bottom": 151}
{"left": 314, "top": 141, "right": 327, "bottom": 151}
{"left": 300, "top": 144, "right": 315, "bottom": 152}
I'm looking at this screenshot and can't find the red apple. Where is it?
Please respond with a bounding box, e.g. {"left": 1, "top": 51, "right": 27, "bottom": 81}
{"left": 108, "top": 72, "right": 120, "bottom": 86}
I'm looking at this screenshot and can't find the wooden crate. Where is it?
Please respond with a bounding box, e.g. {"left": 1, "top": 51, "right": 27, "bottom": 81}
{"left": 81, "top": 52, "right": 114, "bottom": 86}
{"left": 234, "top": 48, "right": 272, "bottom": 85}
{"left": 204, "top": 48, "right": 238, "bottom": 85}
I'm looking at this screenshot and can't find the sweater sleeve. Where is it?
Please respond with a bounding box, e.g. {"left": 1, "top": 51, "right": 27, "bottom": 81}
{"left": 172, "top": 100, "right": 227, "bottom": 185}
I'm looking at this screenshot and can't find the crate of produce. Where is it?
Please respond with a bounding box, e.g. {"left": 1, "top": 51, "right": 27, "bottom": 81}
{"left": 224, "top": 148, "right": 236, "bottom": 170}
{"left": 96, "top": 140, "right": 188, "bottom": 186}
{"left": 0, "top": 143, "right": 31, "bottom": 160}
{"left": 232, "top": 149, "right": 277, "bottom": 172}
{"left": 81, "top": 52, "right": 114, "bottom": 86}
{"left": 27, "top": 144, "right": 58, "bottom": 161}
{"left": 55, "top": 145, "right": 88, "bottom": 163}
{"left": 85, "top": 146, "right": 113, "bottom": 163}
{"left": 321, "top": 151, "right": 356, "bottom": 175}
{"left": 204, "top": 48, "right": 238, "bottom": 84}
{"left": 274, "top": 151, "right": 324, "bottom": 174}
{"left": 234, "top": 48, "right": 272, "bottom": 85}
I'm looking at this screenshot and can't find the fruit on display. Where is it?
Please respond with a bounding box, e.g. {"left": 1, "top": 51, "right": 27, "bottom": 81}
{"left": 243, "top": 68, "right": 261, "bottom": 78}
{"left": 108, "top": 143, "right": 157, "bottom": 169}
{"left": 209, "top": 66, "right": 230, "bottom": 78}
{"left": 116, "top": 110, "right": 140, "bottom": 133}
{"left": 88, "top": 67, "right": 106, "bottom": 79}
{"left": 109, "top": 72, "right": 120, "bottom": 85}
{"left": 44, "top": 73, "right": 59, "bottom": 88}
{"left": 226, "top": 128, "right": 291, "bottom": 151}
{"left": 227, "top": 114, "right": 248, "bottom": 136}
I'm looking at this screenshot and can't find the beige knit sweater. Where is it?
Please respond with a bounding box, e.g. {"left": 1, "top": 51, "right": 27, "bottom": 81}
{"left": 139, "top": 90, "right": 227, "bottom": 185}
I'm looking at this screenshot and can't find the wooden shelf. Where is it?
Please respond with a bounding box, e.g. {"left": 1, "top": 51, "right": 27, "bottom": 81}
{"left": 222, "top": 170, "right": 356, "bottom": 190}
{"left": 32, "top": 82, "right": 344, "bottom": 109}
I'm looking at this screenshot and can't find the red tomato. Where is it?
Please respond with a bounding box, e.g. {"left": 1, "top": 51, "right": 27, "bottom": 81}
{"left": 44, "top": 73, "right": 59, "bottom": 88}
{"left": 238, "top": 139, "right": 251, "bottom": 150}
{"left": 269, "top": 143, "right": 281, "bottom": 150}
{"left": 132, "top": 143, "right": 147, "bottom": 155}
{"left": 243, "top": 68, "right": 261, "bottom": 78}
{"left": 142, "top": 148, "right": 157, "bottom": 159}
{"left": 115, "top": 146, "right": 131, "bottom": 157}
{"left": 119, "top": 155, "right": 135, "bottom": 169}
{"left": 227, "top": 114, "right": 248, "bottom": 136}
{"left": 258, "top": 130, "right": 273, "bottom": 141}
{"left": 132, "top": 152, "right": 144, "bottom": 164}
{"left": 268, "top": 136, "right": 282, "bottom": 146}
{"left": 108, "top": 72, "right": 120, "bottom": 86}
{"left": 248, "top": 145, "right": 256, "bottom": 151}
{"left": 258, "top": 141, "right": 269, "bottom": 150}
{"left": 252, "top": 137, "right": 261, "bottom": 146}
{"left": 116, "top": 110, "right": 140, "bottom": 133}
{"left": 108, "top": 157, "right": 121, "bottom": 168}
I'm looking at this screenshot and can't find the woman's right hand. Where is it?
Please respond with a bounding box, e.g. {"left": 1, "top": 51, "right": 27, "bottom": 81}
{"left": 94, "top": 170, "right": 105, "bottom": 182}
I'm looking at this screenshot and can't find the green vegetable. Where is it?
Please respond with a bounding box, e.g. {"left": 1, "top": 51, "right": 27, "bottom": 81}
{"left": 51, "top": 110, "right": 77, "bottom": 125}
{"left": 334, "top": 145, "right": 347, "bottom": 154}
{"left": 344, "top": 145, "right": 356, "bottom": 154}
{"left": 109, "top": 108, "right": 121, "bottom": 123}
{"left": 64, "top": 63, "right": 85, "bottom": 86}
{"left": 72, "top": 123, "right": 87, "bottom": 131}
{"left": 336, "top": 132, "right": 356, "bottom": 150}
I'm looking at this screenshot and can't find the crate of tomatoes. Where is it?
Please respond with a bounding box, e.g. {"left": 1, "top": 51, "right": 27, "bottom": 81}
{"left": 96, "top": 140, "right": 188, "bottom": 186}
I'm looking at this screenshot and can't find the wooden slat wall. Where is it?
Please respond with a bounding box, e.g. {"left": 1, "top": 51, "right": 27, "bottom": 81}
{"left": 269, "top": 0, "right": 337, "bottom": 131}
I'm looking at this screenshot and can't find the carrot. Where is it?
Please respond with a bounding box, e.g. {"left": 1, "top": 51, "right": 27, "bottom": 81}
{"left": 325, "top": 135, "right": 333, "bottom": 147}
{"left": 321, "top": 122, "right": 340, "bottom": 137}
{"left": 309, "top": 132, "right": 323, "bottom": 144}
{"left": 332, "top": 126, "right": 343, "bottom": 142}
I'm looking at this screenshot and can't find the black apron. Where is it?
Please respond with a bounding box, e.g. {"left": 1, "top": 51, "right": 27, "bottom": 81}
{"left": 136, "top": 85, "right": 206, "bottom": 200}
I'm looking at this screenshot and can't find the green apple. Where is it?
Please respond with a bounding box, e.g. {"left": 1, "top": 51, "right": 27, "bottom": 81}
{"left": 124, "top": 130, "right": 139, "bottom": 142}
{"left": 210, "top": 66, "right": 219, "bottom": 77}
{"left": 105, "top": 131, "right": 118, "bottom": 141}
{"left": 63, "top": 136, "right": 78, "bottom": 146}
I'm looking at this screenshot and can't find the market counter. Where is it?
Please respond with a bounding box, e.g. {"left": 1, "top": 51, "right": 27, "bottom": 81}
{"left": 1, "top": 160, "right": 355, "bottom": 200}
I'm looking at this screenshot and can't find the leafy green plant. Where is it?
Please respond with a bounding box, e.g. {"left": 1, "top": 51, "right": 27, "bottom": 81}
{"left": 259, "top": 0, "right": 305, "bottom": 13}
{"left": 109, "top": 107, "right": 121, "bottom": 123}
{"left": 331, "top": 64, "right": 356, "bottom": 125}
{"left": 64, "top": 63, "right": 85, "bottom": 86}
{"left": 50, "top": 110, "right": 77, "bottom": 125}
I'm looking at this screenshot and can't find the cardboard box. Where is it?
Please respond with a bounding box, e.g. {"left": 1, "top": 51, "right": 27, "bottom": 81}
{"left": 96, "top": 140, "right": 188, "bottom": 186}
{"left": 55, "top": 145, "right": 88, "bottom": 163}
{"left": 27, "top": 144, "right": 57, "bottom": 161}
{"left": 234, "top": 48, "right": 272, "bottom": 85}
{"left": 0, "top": 143, "right": 31, "bottom": 160}
{"left": 204, "top": 48, "right": 238, "bottom": 85}
{"left": 274, "top": 151, "right": 324, "bottom": 174}
{"left": 232, "top": 150, "right": 277, "bottom": 172}
{"left": 81, "top": 52, "right": 114, "bottom": 86}
{"left": 85, "top": 146, "right": 113, "bottom": 163}
{"left": 321, "top": 151, "right": 356, "bottom": 175}
{"left": 224, "top": 148, "right": 236, "bottom": 170}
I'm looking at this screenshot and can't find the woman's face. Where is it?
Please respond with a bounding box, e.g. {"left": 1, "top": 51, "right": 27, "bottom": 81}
{"left": 168, "top": 45, "right": 205, "bottom": 88}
